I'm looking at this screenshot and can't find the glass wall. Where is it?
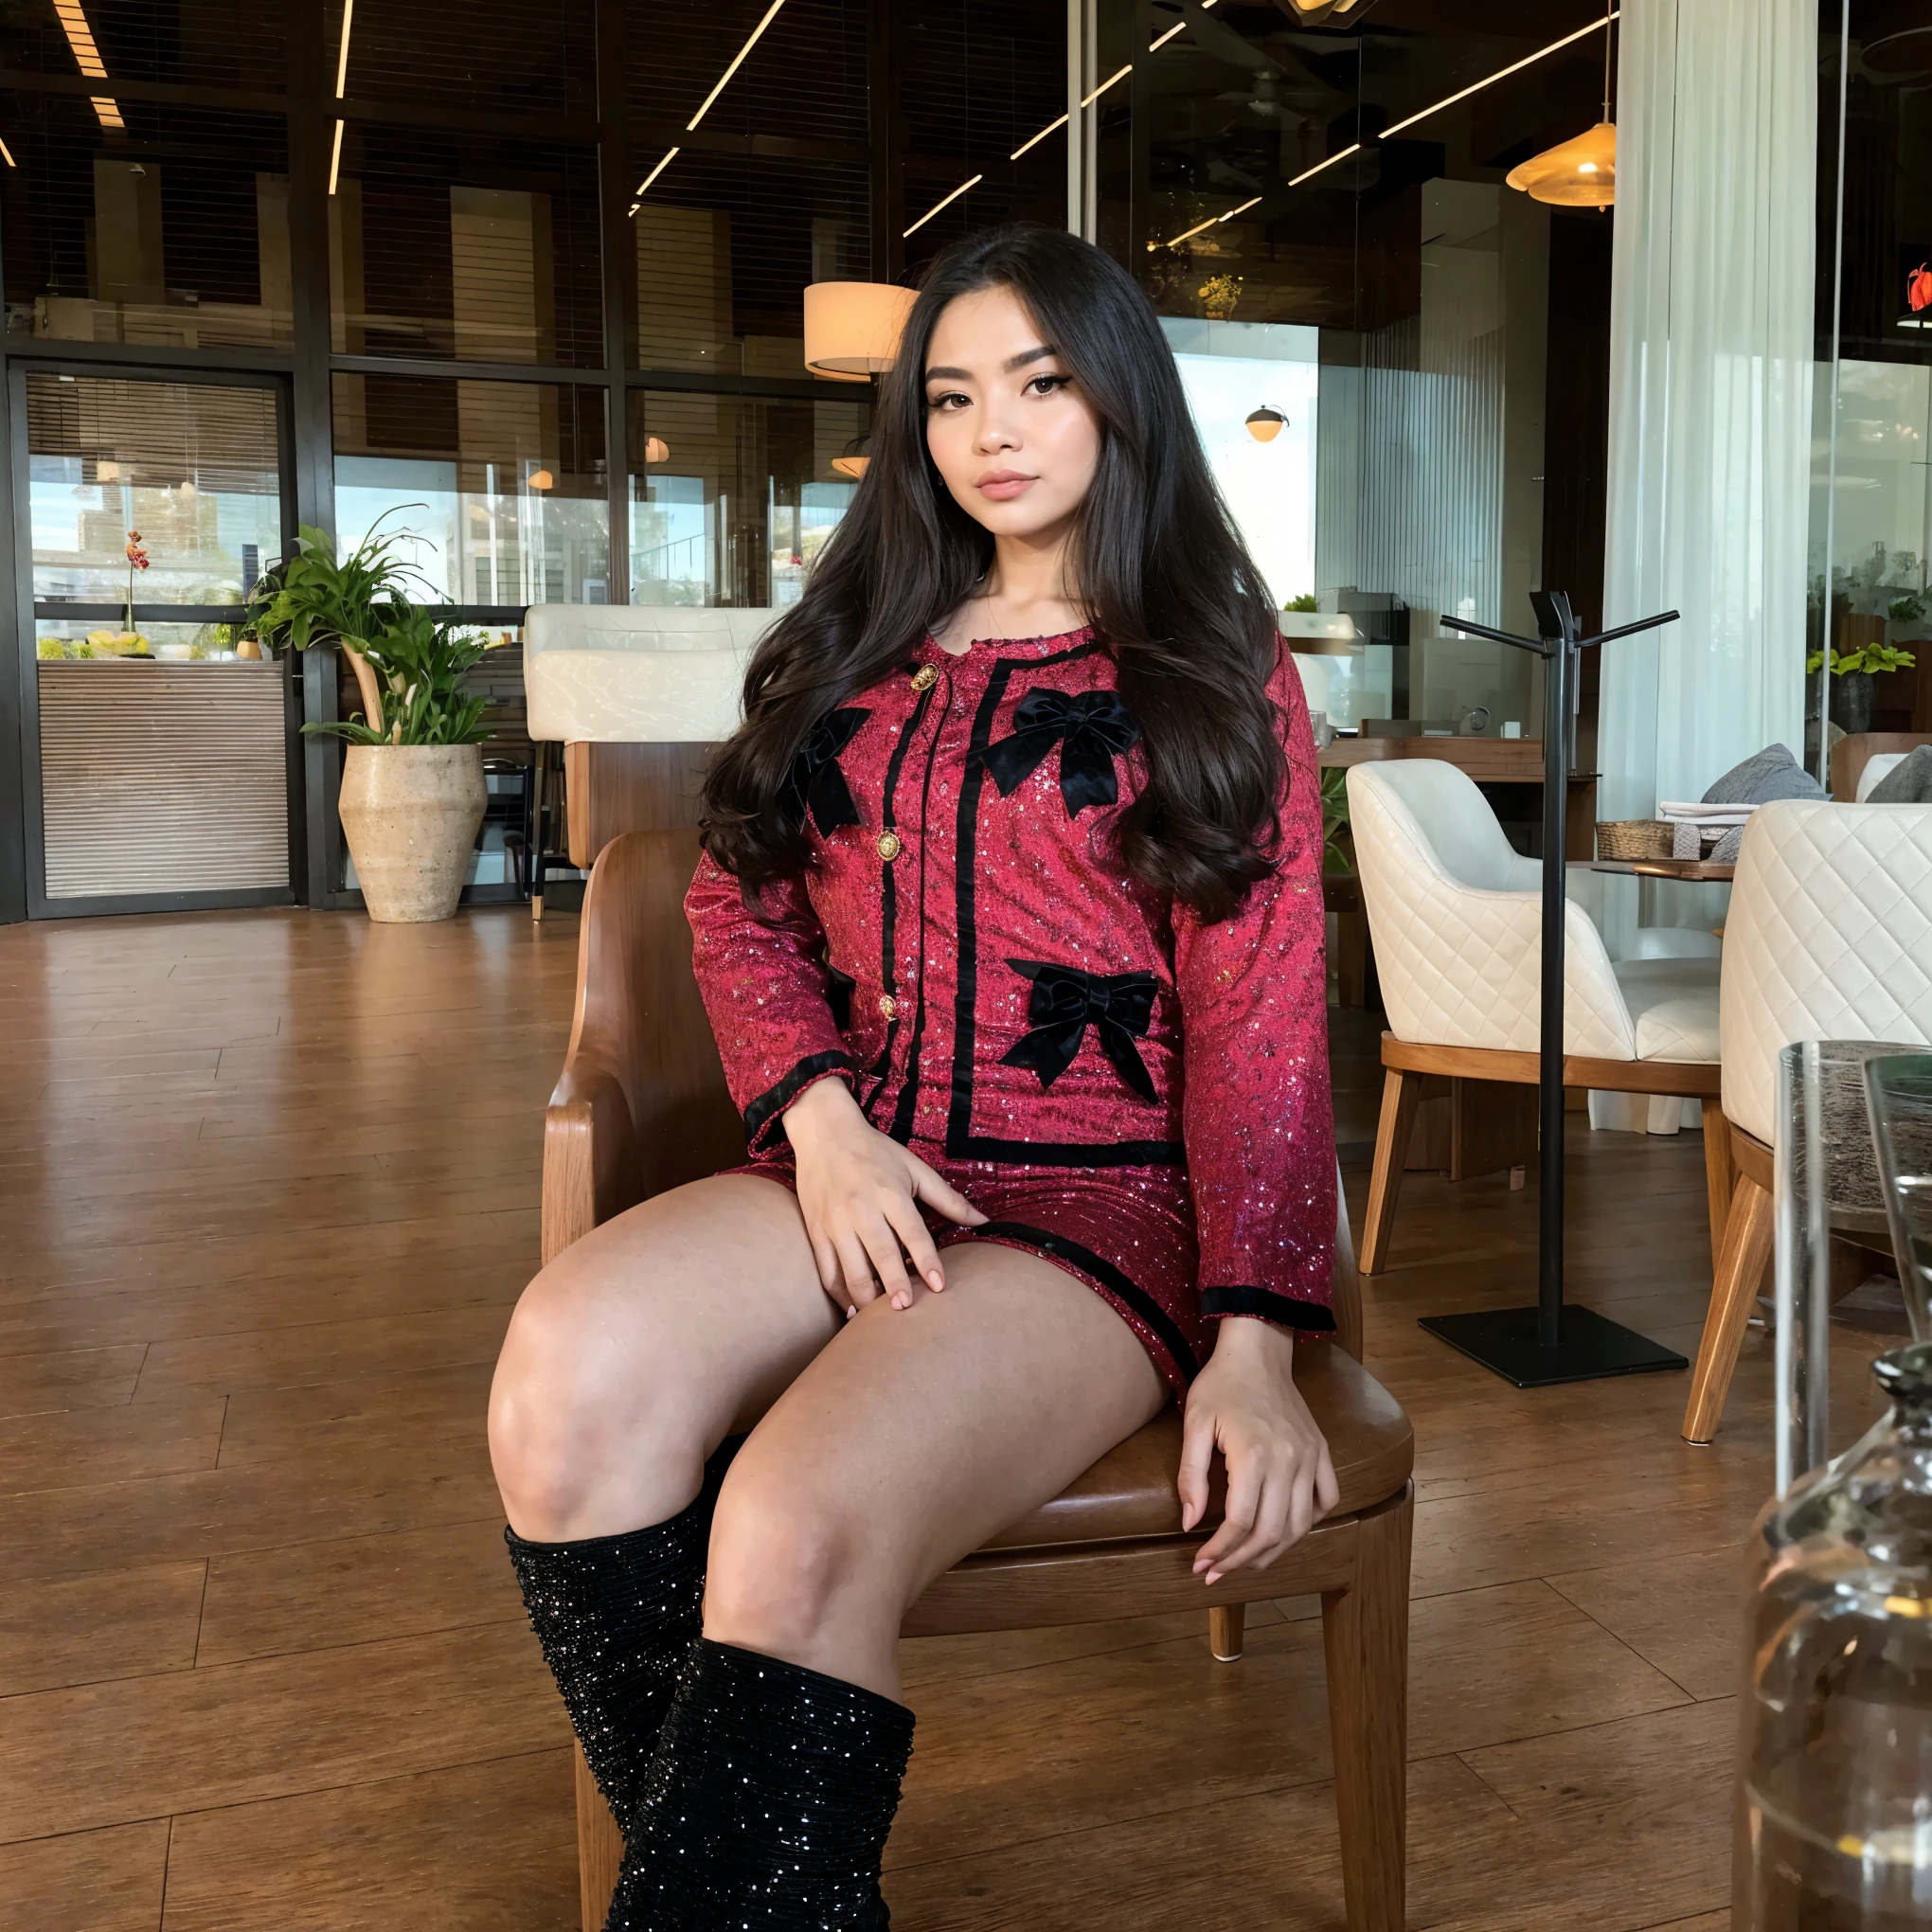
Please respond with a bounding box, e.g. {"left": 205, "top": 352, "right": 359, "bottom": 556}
{"left": 1134, "top": 1, "right": 1617, "bottom": 742}
{"left": 333, "top": 375, "right": 609, "bottom": 605}
{"left": 1809, "top": 2, "right": 1932, "bottom": 775}
{"left": 628, "top": 390, "right": 864, "bottom": 607}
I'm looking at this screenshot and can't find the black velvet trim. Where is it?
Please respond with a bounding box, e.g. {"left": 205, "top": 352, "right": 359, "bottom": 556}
{"left": 969, "top": 1219, "right": 1201, "bottom": 1382}
{"left": 742, "top": 1048, "right": 859, "bottom": 1149}
{"left": 889, "top": 673, "right": 955, "bottom": 1146}
{"left": 946, "top": 642, "right": 1176, "bottom": 1167}
{"left": 1200, "top": 1285, "right": 1338, "bottom": 1334}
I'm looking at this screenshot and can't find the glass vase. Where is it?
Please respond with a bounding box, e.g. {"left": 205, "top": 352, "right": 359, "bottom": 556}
{"left": 1737, "top": 1339, "right": 1932, "bottom": 1927}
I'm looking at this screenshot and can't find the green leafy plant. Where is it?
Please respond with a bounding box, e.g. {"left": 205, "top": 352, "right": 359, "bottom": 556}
{"left": 1284, "top": 592, "right": 1320, "bottom": 613}
{"left": 1888, "top": 589, "right": 1927, "bottom": 625}
{"left": 254, "top": 512, "right": 492, "bottom": 744}
{"left": 1806, "top": 641, "right": 1919, "bottom": 676}
{"left": 1321, "top": 766, "right": 1351, "bottom": 874}
{"left": 301, "top": 604, "right": 493, "bottom": 746}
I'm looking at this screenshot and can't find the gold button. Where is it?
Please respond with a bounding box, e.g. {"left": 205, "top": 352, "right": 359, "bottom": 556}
{"left": 876, "top": 832, "right": 902, "bottom": 861}
{"left": 910, "top": 664, "right": 939, "bottom": 691}
{"left": 878, "top": 993, "right": 898, "bottom": 1020}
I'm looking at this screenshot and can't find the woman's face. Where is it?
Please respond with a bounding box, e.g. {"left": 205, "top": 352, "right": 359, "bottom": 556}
{"left": 921, "top": 284, "right": 1102, "bottom": 545}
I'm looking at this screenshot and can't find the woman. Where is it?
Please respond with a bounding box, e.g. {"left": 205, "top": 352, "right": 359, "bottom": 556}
{"left": 489, "top": 224, "right": 1337, "bottom": 1927}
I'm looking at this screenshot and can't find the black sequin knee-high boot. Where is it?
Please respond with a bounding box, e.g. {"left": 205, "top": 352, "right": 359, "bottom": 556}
{"left": 608, "top": 1638, "right": 915, "bottom": 1931}
{"left": 506, "top": 1436, "right": 744, "bottom": 1825}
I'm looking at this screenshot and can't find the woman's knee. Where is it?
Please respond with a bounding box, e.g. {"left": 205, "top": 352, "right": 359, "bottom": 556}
{"left": 488, "top": 1258, "right": 704, "bottom": 1539}
{"left": 703, "top": 1457, "right": 878, "bottom": 1655}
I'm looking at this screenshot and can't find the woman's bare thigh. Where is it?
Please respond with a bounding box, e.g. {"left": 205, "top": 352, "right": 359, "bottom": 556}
{"left": 488, "top": 1172, "right": 844, "bottom": 1541}
{"left": 703, "top": 1239, "right": 1170, "bottom": 1697}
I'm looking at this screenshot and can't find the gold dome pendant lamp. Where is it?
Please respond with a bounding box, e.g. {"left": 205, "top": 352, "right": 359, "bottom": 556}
{"left": 1507, "top": 2, "right": 1617, "bottom": 208}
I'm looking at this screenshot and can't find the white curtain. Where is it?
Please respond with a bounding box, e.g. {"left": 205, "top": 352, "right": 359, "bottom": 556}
{"left": 1598, "top": 0, "right": 1816, "bottom": 827}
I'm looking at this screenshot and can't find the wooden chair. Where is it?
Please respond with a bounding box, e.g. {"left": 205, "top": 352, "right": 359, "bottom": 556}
{"left": 545, "top": 829, "right": 1416, "bottom": 1932}
{"left": 1346, "top": 760, "right": 1731, "bottom": 1279}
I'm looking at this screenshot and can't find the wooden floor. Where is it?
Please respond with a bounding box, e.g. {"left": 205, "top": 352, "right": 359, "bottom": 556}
{"left": 0, "top": 907, "right": 1893, "bottom": 1930}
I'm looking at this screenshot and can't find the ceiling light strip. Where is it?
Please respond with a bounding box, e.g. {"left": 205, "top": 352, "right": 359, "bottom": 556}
{"left": 1162, "top": 212, "right": 1223, "bottom": 250}
{"left": 687, "top": 0, "right": 789, "bottom": 132}
{"left": 1288, "top": 141, "right": 1359, "bottom": 188}
{"left": 0, "top": 137, "right": 14, "bottom": 167}
{"left": 1013, "top": 2, "right": 1218, "bottom": 165}
{"left": 333, "top": 0, "right": 355, "bottom": 97}
{"left": 1150, "top": 0, "right": 1220, "bottom": 45}
{"left": 1380, "top": 11, "right": 1619, "bottom": 141}
{"left": 903, "top": 172, "right": 983, "bottom": 239}
{"left": 53, "top": 0, "right": 120, "bottom": 128}
{"left": 1219, "top": 195, "right": 1261, "bottom": 222}
{"left": 1010, "top": 115, "right": 1068, "bottom": 161}
{"left": 327, "top": 0, "right": 354, "bottom": 196}
{"left": 633, "top": 145, "right": 681, "bottom": 203}
{"left": 52, "top": 0, "right": 107, "bottom": 79}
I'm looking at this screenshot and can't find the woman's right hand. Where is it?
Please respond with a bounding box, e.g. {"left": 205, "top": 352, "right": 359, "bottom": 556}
{"left": 780, "top": 1078, "right": 988, "bottom": 1314}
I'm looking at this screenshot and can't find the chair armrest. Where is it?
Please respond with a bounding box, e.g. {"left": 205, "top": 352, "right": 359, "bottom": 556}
{"left": 543, "top": 1053, "right": 645, "bottom": 1267}
{"left": 541, "top": 829, "right": 749, "bottom": 1264}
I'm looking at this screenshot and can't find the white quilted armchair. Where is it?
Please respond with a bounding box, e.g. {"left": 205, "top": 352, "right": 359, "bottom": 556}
{"left": 1347, "top": 760, "right": 1729, "bottom": 1277}
{"left": 1681, "top": 798, "right": 1932, "bottom": 1441}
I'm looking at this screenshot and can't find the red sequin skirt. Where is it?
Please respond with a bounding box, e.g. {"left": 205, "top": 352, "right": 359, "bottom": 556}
{"left": 716, "top": 1153, "right": 1208, "bottom": 1394}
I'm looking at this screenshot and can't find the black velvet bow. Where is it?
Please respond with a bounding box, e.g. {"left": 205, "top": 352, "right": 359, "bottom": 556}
{"left": 1000, "top": 959, "right": 1158, "bottom": 1103}
{"left": 780, "top": 707, "right": 869, "bottom": 835}
{"left": 979, "top": 688, "right": 1141, "bottom": 816}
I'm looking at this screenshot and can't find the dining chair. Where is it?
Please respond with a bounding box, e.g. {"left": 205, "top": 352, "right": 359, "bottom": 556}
{"left": 544, "top": 828, "right": 1416, "bottom": 1932}
{"left": 1346, "top": 760, "right": 1731, "bottom": 1278}
{"left": 1682, "top": 799, "right": 1932, "bottom": 1441}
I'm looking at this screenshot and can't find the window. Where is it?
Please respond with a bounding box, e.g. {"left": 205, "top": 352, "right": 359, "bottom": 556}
{"left": 333, "top": 374, "right": 609, "bottom": 606}
{"left": 629, "top": 389, "right": 866, "bottom": 606}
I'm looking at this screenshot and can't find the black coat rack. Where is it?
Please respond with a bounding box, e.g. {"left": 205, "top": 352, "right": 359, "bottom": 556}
{"left": 1415, "top": 591, "right": 1690, "bottom": 1386}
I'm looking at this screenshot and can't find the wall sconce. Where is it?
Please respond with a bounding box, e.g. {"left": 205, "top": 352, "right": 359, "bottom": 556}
{"left": 644, "top": 437, "right": 671, "bottom": 463}
{"left": 804, "top": 282, "right": 917, "bottom": 382}
{"left": 1245, "top": 405, "right": 1286, "bottom": 443}
{"left": 528, "top": 469, "right": 554, "bottom": 491}
{"left": 832, "top": 434, "right": 870, "bottom": 480}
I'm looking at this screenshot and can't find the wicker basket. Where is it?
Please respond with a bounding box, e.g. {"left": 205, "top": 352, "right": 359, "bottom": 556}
{"left": 1596, "top": 818, "right": 1673, "bottom": 861}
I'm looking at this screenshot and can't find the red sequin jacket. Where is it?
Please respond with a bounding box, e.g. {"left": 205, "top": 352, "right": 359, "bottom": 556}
{"left": 685, "top": 626, "right": 1337, "bottom": 1333}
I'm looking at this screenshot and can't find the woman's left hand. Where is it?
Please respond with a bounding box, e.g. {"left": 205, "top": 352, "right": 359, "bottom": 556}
{"left": 1176, "top": 1318, "right": 1339, "bottom": 1584}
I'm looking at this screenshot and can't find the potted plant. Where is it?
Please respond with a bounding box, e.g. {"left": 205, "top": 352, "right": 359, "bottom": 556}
{"left": 1809, "top": 636, "right": 1919, "bottom": 736}
{"left": 251, "top": 518, "right": 493, "bottom": 923}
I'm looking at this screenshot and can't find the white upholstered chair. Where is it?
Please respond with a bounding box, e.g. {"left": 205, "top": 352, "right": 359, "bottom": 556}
{"left": 1681, "top": 798, "right": 1932, "bottom": 1440}
{"left": 1855, "top": 753, "right": 1909, "bottom": 801}
{"left": 1347, "top": 760, "right": 1731, "bottom": 1278}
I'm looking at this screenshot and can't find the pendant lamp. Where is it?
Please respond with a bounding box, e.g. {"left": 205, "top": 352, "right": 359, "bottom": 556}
{"left": 803, "top": 282, "right": 917, "bottom": 382}
{"left": 1507, "top": 2, "right": 1616, "bottom": 208}
{"left": 1245, "top": 405, "right": 1286, "bottom": 443}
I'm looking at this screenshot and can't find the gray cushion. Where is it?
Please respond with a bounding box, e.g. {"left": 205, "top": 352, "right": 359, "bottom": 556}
{"left": 1867, "top": 743, "right": 1932, "bottom": 804}
{"left": 1702, "top": 742, "right": 1825, "bottom": 805}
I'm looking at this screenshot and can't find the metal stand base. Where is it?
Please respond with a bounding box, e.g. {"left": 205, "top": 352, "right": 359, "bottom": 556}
{"left": 1417, "top": 1305, "right": 1688, "bottom": 1388}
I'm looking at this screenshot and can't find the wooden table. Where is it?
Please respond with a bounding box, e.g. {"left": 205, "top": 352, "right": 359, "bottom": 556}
{"left": 1591, "top": 858, "right": 1736, "bottom": 883}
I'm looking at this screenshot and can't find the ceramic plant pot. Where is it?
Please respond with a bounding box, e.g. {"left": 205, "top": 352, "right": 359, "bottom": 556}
{"left": 1828, "top": 669, "right": 1875, "bottom": 736}
{"left": 336, "top": 743, "right": 486, "bottom": 922}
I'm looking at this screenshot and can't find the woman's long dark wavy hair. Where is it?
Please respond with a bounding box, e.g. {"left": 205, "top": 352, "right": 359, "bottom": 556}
{"left": 701, "top": 224, "right": 1286, "bottom": 922}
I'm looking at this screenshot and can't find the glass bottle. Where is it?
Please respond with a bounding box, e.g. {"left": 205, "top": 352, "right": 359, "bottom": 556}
{"left": 1738, "top": 1340, "right": 1932, "bottom": 1928}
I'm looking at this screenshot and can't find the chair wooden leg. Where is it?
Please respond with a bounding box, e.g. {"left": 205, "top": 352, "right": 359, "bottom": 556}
{"left": 1360, "top": 1068, "right": 1423, "bottom": 1276}
{"left": 1208, "top": 1604, "right": 1245, "bottom": 1660}
{"left": 1682, "top": 1175, "right": 1774, "bottom": 1445}
{"left": 577, "top": 1742, "right": 624, "bottom": 1932}
{"left": 1699, "top": 1098, "right": 1735, "bottom": 1279}
{"left": 1323, "top": 1483, "right": 1411, "bottom": 1932}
